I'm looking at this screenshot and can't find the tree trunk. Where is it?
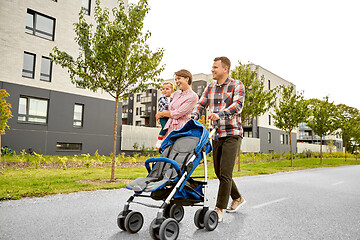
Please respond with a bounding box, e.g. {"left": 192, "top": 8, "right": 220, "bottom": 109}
{"left": 320, "top": 137, "right": 323, "bottom": 165}
{"left": 110, "top": 98, "right": 119, "bottom": 182}
{"left": 344, "top": 141, "right": 347, "bottom": 161}
{"left": 237, "top": 150, "right": 241, "bottom": 171}
{"left": 0, "top": 135, "right": 2, "bottom": 169}
{"left": 289, "top": 132, "right": 293, "bottom": 167}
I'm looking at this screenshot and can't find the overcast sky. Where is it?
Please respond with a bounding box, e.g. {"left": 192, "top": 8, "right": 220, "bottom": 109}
{"left": 129, "top": 0, "right": 360, "bottom": 110}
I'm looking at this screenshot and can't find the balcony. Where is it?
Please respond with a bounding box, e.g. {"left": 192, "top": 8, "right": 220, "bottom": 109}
{"left": 140, "top": 111, "right": 151, "bottom": 118}
{"left": 141, "top": 96, "right": 152, "bottom": 104}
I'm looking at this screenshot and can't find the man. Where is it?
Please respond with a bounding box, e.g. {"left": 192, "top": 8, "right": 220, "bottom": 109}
{"left": 192, "top": 56, "right": 246, "bottom": 222}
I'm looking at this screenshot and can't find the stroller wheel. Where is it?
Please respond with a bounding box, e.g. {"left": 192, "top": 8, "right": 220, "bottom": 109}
{"left": 124, "top": 211, "right": 144, "bottom": 234}
{"left": 149, "top": 217, "right": 165, "bottom": 240}
{"left": 169, "top": 205, "right": 184, "bottom": 223}
{"left": 159, "top": 218, "right": 180, "bottom": 240}
{"left": 117, "top": 210, "right": 130, "bottom": 231}
{"left": 194, "top": 209, "right": 205, "bottom": 229}
{"left": 204, "top": 210, "right": 218, "bottom": 231}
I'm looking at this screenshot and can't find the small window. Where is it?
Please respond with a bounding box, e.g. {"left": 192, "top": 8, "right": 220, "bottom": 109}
{"left": 268, "top": 132, "right": 271, "bottom": 144}
{"left": 280, "top": 134, "right": 284, "bottom": 144}
{"left": 40, "top": 56, "right": 52, "bottom": 82}
{"left": 56, "top": 142, "right": 82, "bottom": 151}
{"left": 136, "top": 94, "right": 141, "bottom": 102}
{"left": 136, "top": 107, "right": 139, "bottom": 115}
{"left": 73, "top": 104, "right": 84, "bottom": 127}
{"left": 286, "top": 134, "right": 289, "bottom": 145}
{"left": 26, "top": 9, "right": 55, "bottom": 41}
{"left": 22, "top": 52, "right": 36, "bottom": 78}
{"left": 81, "top": 0, "right": 91, "bottom": 15}
{"left": 18, "top": 96, "right": 48, "bottom": 124}
{"left": 269, "top": 115, "right": 271, "bottom": 125}
{"left": 268, "top": 79, "right": 271, "bottom": 90}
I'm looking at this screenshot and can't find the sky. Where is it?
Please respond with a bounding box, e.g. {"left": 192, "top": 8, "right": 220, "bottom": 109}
{"left": 129, "top": 0, "right": 360, "bottom": 110}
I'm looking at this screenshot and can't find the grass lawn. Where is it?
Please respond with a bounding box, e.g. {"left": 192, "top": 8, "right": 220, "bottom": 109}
{"left": 1, "top": 157, "right": 358, "bottom": 201}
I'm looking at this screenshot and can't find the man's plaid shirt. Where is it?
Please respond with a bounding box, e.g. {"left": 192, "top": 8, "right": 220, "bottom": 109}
{"left": 192, "top": 77, "right": 245, "bottom": 141}
{"left": 158, "top": 95, "right": 172, "bottom": 112}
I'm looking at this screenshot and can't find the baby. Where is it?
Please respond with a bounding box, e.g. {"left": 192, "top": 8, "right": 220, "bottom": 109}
{"left": 156, "top": 81, "right": 174, "bottom": 149}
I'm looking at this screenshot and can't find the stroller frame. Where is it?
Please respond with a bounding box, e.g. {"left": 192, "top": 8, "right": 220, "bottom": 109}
{"left": 118, "top": 120, "right": 218, "bottom": 240}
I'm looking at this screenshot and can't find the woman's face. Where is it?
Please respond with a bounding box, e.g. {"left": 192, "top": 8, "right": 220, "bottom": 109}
{"left": 175, "top": 75, "right": 190, "bottom": 91}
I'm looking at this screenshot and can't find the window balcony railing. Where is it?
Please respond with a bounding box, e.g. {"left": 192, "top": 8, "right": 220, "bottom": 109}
{"left": 141, "top": 96, "right": 152, "bottom": 104}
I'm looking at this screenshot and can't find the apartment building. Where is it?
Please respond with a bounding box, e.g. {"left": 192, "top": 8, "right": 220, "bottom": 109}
{"left": 298, "top": 123, "right": 343, "bottom": 152}
{"left": 0, "top": 0, "right": 124, "bottom": 155}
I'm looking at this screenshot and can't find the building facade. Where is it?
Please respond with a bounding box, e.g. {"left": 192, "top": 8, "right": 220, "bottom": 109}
{"left": 0, "top": 0, "right": 124, "bottom": 155}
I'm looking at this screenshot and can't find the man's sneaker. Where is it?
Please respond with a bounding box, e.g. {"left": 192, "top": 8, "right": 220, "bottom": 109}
{"left": 215, "top": 207, "right": 223, "bottom": 222}
{"left": 155, "top": 139, "right": 163, "bottom": 150}
{"left": 226, "top": 196, "right": 246, "bottom": 213}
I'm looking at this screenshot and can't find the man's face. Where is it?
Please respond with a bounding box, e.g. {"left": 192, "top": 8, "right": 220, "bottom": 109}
{"left": 212, "top": 60, "right": 227, "bottom": 80}
{"left": 162, "top": 84, "right": 173, "bottom": 97}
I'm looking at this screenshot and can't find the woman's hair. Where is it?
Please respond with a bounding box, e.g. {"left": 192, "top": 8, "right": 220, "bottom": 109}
{"left": 174, "top": 69, "right": 193, "bottom": 85}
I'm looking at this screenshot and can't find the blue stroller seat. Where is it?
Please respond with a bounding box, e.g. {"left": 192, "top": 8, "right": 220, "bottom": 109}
{"left": 118, "top": 119, "right": 219, "bottom": 240}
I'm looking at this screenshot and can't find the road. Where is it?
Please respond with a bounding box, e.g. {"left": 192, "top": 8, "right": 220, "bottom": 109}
{"left": 1, "top": 165, "right": 360, "bottom": 240}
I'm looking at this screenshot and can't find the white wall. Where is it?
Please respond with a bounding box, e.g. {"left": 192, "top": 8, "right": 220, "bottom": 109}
{"left": 121, "top": 126, "right": 261, "bottom": 153}
{"left": 121, "top": 125, "right": 160, "bottom": 150}
{"left": 242, "top": 137, "right": 260, "bottom": 153}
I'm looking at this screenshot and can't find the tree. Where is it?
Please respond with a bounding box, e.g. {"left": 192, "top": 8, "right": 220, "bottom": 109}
{"left": 230, "top": 62, "right": 277, "bottom": 171}
{"left": 50, "top": 0, "right": 164, "bottom": 181}
{"left": 0, "top": 89, "right": 13, "bottom": 168}
{"left": 272, "top": 85, "right": 309, "bottom": 167}
{"left": 336, "top": 104, "right": 360, "bottom": 161}
{"left": 306, "top": 96, "right": 338, "bottom": 164}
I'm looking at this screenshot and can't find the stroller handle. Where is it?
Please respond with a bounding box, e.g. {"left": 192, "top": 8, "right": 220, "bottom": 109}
{"left": 145, "top": 157, "right": 181, "bottom": 175}
{"left": 208, "top": 120, "right": 220, "bottom": 139}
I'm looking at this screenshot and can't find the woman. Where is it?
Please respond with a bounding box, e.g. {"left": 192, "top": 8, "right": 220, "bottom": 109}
{"left": 156, "top": 69, "right": 198, "bottom": 140}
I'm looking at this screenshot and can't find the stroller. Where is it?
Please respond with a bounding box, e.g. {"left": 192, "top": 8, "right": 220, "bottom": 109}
{"left": 117, "top": 119, "right": 218, "bottom": 240}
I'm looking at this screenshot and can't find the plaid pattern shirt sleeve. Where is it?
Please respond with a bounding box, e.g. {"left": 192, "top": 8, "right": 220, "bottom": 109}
{"left": 192, "top": 77, "right": 245, "bottom": 140}
{"left": 158, "top": 95, "right": 170, "bottom": 112}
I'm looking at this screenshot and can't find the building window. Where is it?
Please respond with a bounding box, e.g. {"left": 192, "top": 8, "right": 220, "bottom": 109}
{"left": 269, "top": 115, "right": 271, "bottom": 125}
{"left": 268, "top": 79, "right": 271, "bottom": 90}
{"left": 136, "top": 121, "right": 141, "bottom": 126}
{"left": 286, "top": 134, "right": 289, "bottom": 145}
{"left": 26, "top": 9, "right": 55, "bottom": 41}
{"left": 40, "top": 57, "right": 52, "bottom": 82}
{"left": 22, "top": 52, "right": 36, "bottom": 78}
{"left": 136, "top": 94, "right": 141, "bottom": 102}
{"left": 268, "top": 132, "right": 271, "bottom": 144}
{"left": 136, "top": 107, "right": 139, "bottom": 115}
{"left": 244, "top": 131, "right": 253, "bottom": 138}
{"left": 81, "top": 0, "right": 91, "bottom": 15}
{"left": 73, "top": 104, "right": 84, "bottom": 127}
{"left": 56, "top": 142, "right": 82, "bottom": 151}
{"left": 18, "top": 96, "right": 48, "bottom": 124}
{"left": 280, "top": 134, "right": 284, "bottom": 144}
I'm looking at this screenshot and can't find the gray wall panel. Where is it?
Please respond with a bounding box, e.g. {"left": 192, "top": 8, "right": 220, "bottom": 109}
{"left": 1, "top": 82, "right": 121, "bottom": 155}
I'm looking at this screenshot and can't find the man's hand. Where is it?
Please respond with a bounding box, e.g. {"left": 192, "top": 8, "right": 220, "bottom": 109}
{"left": 208, "top": 113, "right": 220, "bottom": 121}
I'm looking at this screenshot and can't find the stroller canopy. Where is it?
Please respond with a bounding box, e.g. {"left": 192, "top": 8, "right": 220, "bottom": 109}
{"left": 160, "top": 119, "right": 212, "bottom": 155}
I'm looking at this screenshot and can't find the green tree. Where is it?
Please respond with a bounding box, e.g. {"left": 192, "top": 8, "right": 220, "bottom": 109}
{"left": 336, "top": 104, "right": 360, "bottom": 161}
{"left": 50, "top": 0, "right": 164, "bottom": 181}
{"left": 0, "top": 89, "right": 13, "bottom": 168}
{"left": 306, "top": 96, "right": 338, "bottom": 164}
{"left": 231, "top": 62, "right": 277, "bottom": 171}
{"left": 272, "top": 85, "right": 309, "bottom": 167}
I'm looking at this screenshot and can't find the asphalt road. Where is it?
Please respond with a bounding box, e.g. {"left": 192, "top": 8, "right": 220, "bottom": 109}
{"left": 1, "top": 165, "right": 360, "bottom": 240}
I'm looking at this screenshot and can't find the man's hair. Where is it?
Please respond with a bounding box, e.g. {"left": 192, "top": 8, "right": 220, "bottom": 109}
{"left": 174, "top": 69, "right": 193, "bottom": 85}
{"left": 214, "top": 56, "right": 231, "bottom": 71}
{"left": 162, "top": 81, "right": 174, "bottom": 90}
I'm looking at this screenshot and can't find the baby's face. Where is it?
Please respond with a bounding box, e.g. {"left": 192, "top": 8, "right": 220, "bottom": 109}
{"left": 162, "top": 84, "right": 173, "bottom": 97}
